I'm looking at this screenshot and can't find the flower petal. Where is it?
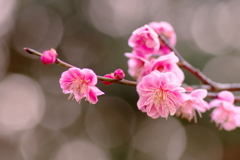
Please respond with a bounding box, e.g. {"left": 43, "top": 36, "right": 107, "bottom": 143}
{"left": 81, "top": 68, "right": 98, "bottom": 85}
{"left": 191, "top": 89, "right": 207, "bottom": 99}
{"left": 218, "top": 91, "right": 234, "bottom": 104}
{"left": 87, "top": 89, "right": 98, "bottom": 104}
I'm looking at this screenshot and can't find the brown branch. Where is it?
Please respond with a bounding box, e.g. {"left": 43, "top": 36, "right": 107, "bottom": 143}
{"left": 23, "top": 47, "right": 240, "bottom": 101}
{"left": 24, "top": 48, "right": 137, "bottom": 86}
{"left": 159, "top": 34, "right": 240, "bottom": 92}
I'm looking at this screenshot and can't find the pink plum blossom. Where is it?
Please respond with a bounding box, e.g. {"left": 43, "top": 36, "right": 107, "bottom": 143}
{"left": 40, "top": 48, "right": 58, "bottom": 65}
{"left": 176, "top": 89, "right": 209, "bottom": 123}
{"left": 209, "top": 91, "right": 240, "bottom": 131}
{"left": 125, "top": 51, "right": 184, "bottom": 83}
{"left": 137, "top": 71, "right": 185, "bottom": 119}
{"left": 143, "top": 52, "right": 184, "bottom": 83}
{"left": 128, "top": 25, "right": 160, "bottom": 54}
{"left": 148, "top": 21, "right": 176, "bottom": 55}
{"left": 125, "top": 49, "right": 149, "bottom": 80}
{"left": 59, "top": 67, "right": 104, "bottom": 104}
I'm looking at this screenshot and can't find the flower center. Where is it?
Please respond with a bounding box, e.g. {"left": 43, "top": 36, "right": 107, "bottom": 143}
{"left": 145, "top": 88, "right": 181, "bottom": 116}
{"left": 68, "top": 78, "right": 88, "bottom": 101}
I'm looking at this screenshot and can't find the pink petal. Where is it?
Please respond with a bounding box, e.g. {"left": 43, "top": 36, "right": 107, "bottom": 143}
{"left": 87, "top": 89, "right": 98, "bottom": 104}
{"left": 222, "top": 102, "right": 235, "bottom": 111}
{"left": 158, "top": 71, "right": 170, "bottom": 87}
{"left": 137, "top": 97, "right": 148, "bottom": 110}
{"left": 90, "top": 86, "right": 105, "bottom": 96}
{"left": 209, "top": 99, "right": 222, "bottom": 108}
{"left": 192, "top": 101, "right": 208, "bottom": 112}
{"left": 81, "top": 68, "right": 98, "bottom": 85}
{"left": 171, "top": 65, "right": 185, "bottom": 83}
{"left": 191, "top": 89, "right": 207, "bottom": 99}
{"left": 147, "top": 107, "right": 160, "bottom": 119}
{"left": 222, "top": 120, "right": 237, "bottom": 131}
{"left": 218, "top": 91, "right": 234, "bottom": 104}
{"left": 68, "top": 68, "right": 83, "bottom": 79}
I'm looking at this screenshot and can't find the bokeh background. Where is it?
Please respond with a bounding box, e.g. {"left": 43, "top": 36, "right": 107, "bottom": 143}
{"left": 1, "top": 0, "right": 240, "bottom": 159}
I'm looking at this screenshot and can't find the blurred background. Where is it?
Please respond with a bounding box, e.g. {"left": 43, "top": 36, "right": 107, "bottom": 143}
{"left": 1, "top": 0, "right": 240, "bottom": 159}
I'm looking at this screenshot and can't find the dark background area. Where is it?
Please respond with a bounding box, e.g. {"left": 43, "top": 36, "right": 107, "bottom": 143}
{"left": 1, "top": 0, "right": 240, "bottom": 159}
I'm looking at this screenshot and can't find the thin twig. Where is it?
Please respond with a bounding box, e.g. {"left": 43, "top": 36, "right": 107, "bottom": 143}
{"left": 159, "top": 34, "right": 240, "bottom": 92}
{"left": 24, "top": 48, "right": 137, "bottom": 86}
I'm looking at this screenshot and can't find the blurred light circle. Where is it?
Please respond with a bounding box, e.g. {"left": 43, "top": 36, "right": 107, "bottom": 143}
{"left": 31, "top": 62, "right": 64, "bottom": 95}
{"left": 0, "top": 137, "right": 23, "bottom": 160}
{"left": 84, "top": 0, "right": 146, "bottom": 37}
{"left": 53, "top": 139, "right": 110, "bottom": 160}
{"left": 40, "top": 96, "right": 81, "bottom": 130}
{"left": 20, "top": 127, "right": 67, "bottom": 160}
{"left": 12, "top": 5, "right": 63, "bottom": 58}
{"left": 148, "top": 0, "right": 173, "bottom": 23}
{"left": 202, "top": 55, "right": 240, "bottom": 83}
{"left": 217, "top": 1, "right": 240, "bottom": 51}
{"left": 60, "top": 30, "right": 107, "bottom": 68}
{"left": 85, "top": 96, "right": 136, "bottom": 148}
{"left": 38, "top": 75, "right": 62, "bottom": 95}
{"left": 131, "top": 117, "right": 186, "bottom": 160}
{"left": 0, "top": 41, "right": 9, "bottom": 80}
{"left": 180, "top": 125, "right": 223, "bottom": 160}
{"left": 0, "top": 0, "right": 16, "bottom": 37}
{"left": 0, "top": 74, "right": 45, "bottom": 131}
{"left": 191, "top": 1, "right": 229, "bottom": 55}
{"left": 20, "top": 129, "right": 37, "bottom": 160}
{"left": 167, "top": 127, "right": 186, "bottom": 160}
{"left": 174, "top": 0, "right": 202, "bottom": 42}
{"left": 215, "top": 2, "right": 235, "bottom": 49}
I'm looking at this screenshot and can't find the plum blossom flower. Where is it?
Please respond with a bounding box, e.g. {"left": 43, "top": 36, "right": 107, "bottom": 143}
{"left": 137, "top": 71, "right": 185, "bottom": 119}
{"left": 59, "top": 67, "right": 104, "bottom": 104}
{"left": 125, "top": 49, "right": 149, "bottom": 80}
{"left": 143, "top": 52, "right": 184, "bottom": 83}
{"left": 148, "top": 21, "right": 176, "bottom": 55}
{"left": 209, "top": 91, "right": 240, "bottom": 131}
{"left": 128, "top": 25, "right": 160, "bottom": 54}
{"left": 176, "top": 89, "right": 209, "bottom": 123}
{"left": 125, "top": 51, "right": 184, "bottom": 83}
{"left": 40, "top": 48, "right": 58, "bottom": 65}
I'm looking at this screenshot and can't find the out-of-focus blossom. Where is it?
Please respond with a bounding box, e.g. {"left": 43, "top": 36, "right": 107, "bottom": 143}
{"left": 176, "top": 89, "right": 209, "bottom": 123}
{"left": 148, "top": 21, "right": 176, "bottom": 55}
{"left": 59, "top": 67, "right": 104, "bottom": 104}
{"left": 125, "top": 49, "right": 149, "bottom": 80}
{"left": 102, "top": 73, "right": 114, "bottom": 85}
{"left": 125, "top": 51, "right": 184, "bottom": 83}
{"left": 40, "top": 48, "right": 58, "bottom": 65}
{"left": 137, "top": 71, "right": 185, "bottom": 119}
{"left": 113, "top": 69, "right": 125, "bottom": 80}
{"left": 128, "top": 25, "right": 160, "bottom": 54}
{"left": 143, "top": 52, "right": 184, "bottom": 83}
{"left": 209, "top": 91, "right": 240, "bottom": 131}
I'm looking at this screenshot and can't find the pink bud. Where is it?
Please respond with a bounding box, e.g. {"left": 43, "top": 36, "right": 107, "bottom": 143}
{"left": 102, "top": 74, "right": 114, "bottom": 85}
{"left": 40, "top": 48, "right": 58, "bottom": 65}
{"left": 114, "top": 69, "right": 125, "bottom": 80}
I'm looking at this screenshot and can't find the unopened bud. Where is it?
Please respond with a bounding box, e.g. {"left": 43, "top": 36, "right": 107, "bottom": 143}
{"left": 102, "top": 74, "right": 114, "bottom": 85}
{"left": 114, "top": 69, "right": 125, "bottom": 80}
{"left": 40, "top": 48, "right": 58, "bottom": 65}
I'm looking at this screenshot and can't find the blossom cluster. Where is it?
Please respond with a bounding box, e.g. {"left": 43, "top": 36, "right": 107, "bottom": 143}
{"left": 125, "top": 21, "right": 240, "bottom": 131}
{"left": 38, "top": 21, "right": 240, "bottom": 131}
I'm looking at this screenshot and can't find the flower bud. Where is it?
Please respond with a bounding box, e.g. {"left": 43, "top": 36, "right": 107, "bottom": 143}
{"left": 102, "top": 74, "right": 114, "bottom": 85}
{"left": 40, "top": 48, "right": 58, "bottom": 65}
{"left": 114, "top": 69, "right": 125, "bottom": 80}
